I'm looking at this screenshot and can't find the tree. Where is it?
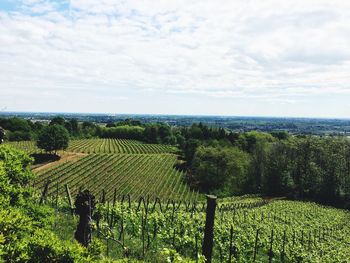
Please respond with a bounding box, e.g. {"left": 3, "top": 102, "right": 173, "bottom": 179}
{"left": 175, "top": 134, "right": 185, "bottom": 148}
{"left": 106, "top": 122, "right": 116, "bottom": 128}
{"left": 270, "top": 131, "right": 289, "bottom": 140}
{"left": 158, "top": 125, "right": 171, "bottom": 141}
{"left": 238, "top": 131, "right": 275, "bottom": 192}
{"left": 263, "top": 141, "right": 295, "bottom": 196}
{"left": 7, "top": 131, "right": 31, "bottom": 141}
{"left": 49, "top": 116, "right": 65, "bottom": 126}
{"left": 82, "top": 121, "right": 98, "bottom": 138}
{"left": 0, "top": 117, "right": 31, "bottom": 132}
{"left": 192, "top": 146, "right": 249, "bottom": 196}
{"left": 69, "top": 119, "right": 79, "bottom": 136}
{"left": 189, "top": 125, "right": 204, "bottom": 140}
{"left": 64, "top": 121, "right": 72, "bottom": 134}
{"left": 37, "top": 125, "right": 69, "bottom": 154}
{"left": 143, "top": 126, "right": 158, "bottom": 143}
{"left": 183, "top": 139, "right": 200, "bottom": 166}
{"left": 101, "top": 125, "right": 144, "bottom": 140}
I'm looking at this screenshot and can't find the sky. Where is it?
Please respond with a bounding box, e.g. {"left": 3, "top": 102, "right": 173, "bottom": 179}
{"left": 1, "top": 0, "right": 350, "bottom": 118}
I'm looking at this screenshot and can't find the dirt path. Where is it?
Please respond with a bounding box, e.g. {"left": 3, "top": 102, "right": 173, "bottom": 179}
{"left": 32, "top": 152, "right": 87, "bottom": 173}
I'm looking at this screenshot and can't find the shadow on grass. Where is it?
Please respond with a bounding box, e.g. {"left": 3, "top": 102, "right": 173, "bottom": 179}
{"left": 31, "top": 153, "right": 61, "bottom": 166}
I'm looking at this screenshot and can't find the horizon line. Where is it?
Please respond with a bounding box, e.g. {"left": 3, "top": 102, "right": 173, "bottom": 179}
{"left": 1, "top": 110, "right": 350, "bottom": 121}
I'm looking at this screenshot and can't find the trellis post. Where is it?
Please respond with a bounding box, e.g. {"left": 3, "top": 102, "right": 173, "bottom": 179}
{"left": 202, "top": 195, "right": 217, "bottom": 263}
{"left": 65, "top": 184, "right": 74, "bottom": 216}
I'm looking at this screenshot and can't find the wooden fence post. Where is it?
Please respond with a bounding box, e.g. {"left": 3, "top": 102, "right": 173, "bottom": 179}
{"left": 268, "top": 229, "right": 274, "bottom": 263}
{"left": 110, "top": 189, "right": 117, "bottom": 227}
{"left": 65, "top": 184, "right": 74, "bottom": 216}
{"left": 202, "top": 195, "right": 217, "bottom": 263}
{"left": 229, "top": 225, "right": 234, "bottom": 263}
{"left": 55, "top": 182, "right": 59, "bottom": 211}
{"left": 101, "top": 189, "right": 106, "bottom": 204}
{"left": 253, "top": 229, "right": 260, "bottom": 262}
{"left": 127, "top": 194, "right": 131, "bottom": 209}
{"left": 40, "top": 179, "right": 51, "bottom": 204}
{"left": 281, "top": 230, "right": 286, "bottom": 262}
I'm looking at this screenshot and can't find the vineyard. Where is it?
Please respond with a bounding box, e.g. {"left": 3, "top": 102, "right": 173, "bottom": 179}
{"left": 34, "top": 153, "right": 199, "bottom": 202}
{"left": 7, "top": 139, "right": 190, "bottom": 201}
{"left": 50, "top": 195, "right": 350, "bottom": 262}
{"left": 4, "top": 139, "right": 194, "bottom": 203}
{"left": 6, "top": 138, "right": 350, "bottom": 262}
{"left": 5, "top": 140, "right": 42, "bottom": 154}
{"left": 68, "top": 138, "right": 176, "bottom": 154}
{"left": 6, "top": 138, "right": 176, "bottom": 154}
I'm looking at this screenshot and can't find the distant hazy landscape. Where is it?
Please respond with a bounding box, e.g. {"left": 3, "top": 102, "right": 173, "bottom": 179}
{"left": 3, "top": 112, "right": 350, "bottom": 136}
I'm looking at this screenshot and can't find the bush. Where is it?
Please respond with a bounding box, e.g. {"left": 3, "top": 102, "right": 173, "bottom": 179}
{"left": 0, "top": 145, "right": 35, "bottom": 206}
{"left": 0, "top": 144, "right": 104, "bottom": 262}
{"left": 7, "top": 131, "right": 32, "bottom": 141}
{"left": 100, "top": 125, "right": 144, "bottom": 140}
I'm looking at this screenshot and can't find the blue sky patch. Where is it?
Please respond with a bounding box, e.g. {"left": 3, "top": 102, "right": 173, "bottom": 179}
{"left": 0, "top": 0, "right": 19, "bottom": 11}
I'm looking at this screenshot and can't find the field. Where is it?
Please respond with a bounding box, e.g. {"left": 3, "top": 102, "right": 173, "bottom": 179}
{"left": 69, "top": 138, "right": 177, "bottom": 154}
{"left": 6, "top": 138, "right": 176, "bottom": 154}
{"left": 34, "top": 153, "right": 198, "bottom": 201}
{"left": 52, "top": 196, "right": 350, "bottom": 262}
{"left": 6, "top": 139, "right": 198, "bottom": 202}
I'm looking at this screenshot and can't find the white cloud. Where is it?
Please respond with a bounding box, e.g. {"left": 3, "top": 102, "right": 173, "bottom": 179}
{"left": 0, "top": 0, "right": 350, "bottom": 116}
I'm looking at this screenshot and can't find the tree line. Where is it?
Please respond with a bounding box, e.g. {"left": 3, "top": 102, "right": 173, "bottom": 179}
{"left": 179, "top": 125, "right": 350, "bottom": 208}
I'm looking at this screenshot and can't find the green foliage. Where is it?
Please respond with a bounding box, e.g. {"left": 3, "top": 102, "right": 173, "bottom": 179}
{"left": 237, "top": 131, "right": 275, "bottom": 153}
{"left": 0, "top": 117, "right": 32, "bottom": 142}
{"left": 50, "top": 116, "right": 66, "bottom": 126}
{"left": 186, "top": 129, "right": 350, "bottom": 206}
{"left": 183, "top": 139, "right": 200, "bottom": 166}
{"left": 81, "top": 122, "right": 101, "bottom": 138}
{"left": 0, "top": 143, "right": 107, "bottom": 262}
{"left": 34, "top": 152, "right": 198, "bottom": 202}
{"left": 0, "top": 210, "right": 92, "bottom": 263}
{"left": 87, "top": 239, "right": 105, "bottom": 259}
{"left": 3, "top": 141, "right": 41, "bottom": 155}
{"left": 270, "top": 131, "right": 289, "bottom": 140}
{"left": 143, "top": 125, "right": 159, "bottom": 143}
{"left": 68, "top": 119, "right": 80, "bottom": 136}
{"left": 157, "top": 248, "right": 206, "bottom": 262}
{"left": 100, "top": 125, "right": 145, "bottom": 140}
{"left": 0, "top": 117, "right": 31, "bottom": 133}
{"left": 263, "top": 142, "right": 294, "bottom": 195}
{"left": 262, "top": 137, "right": 350, "bottom": 204}
{"left": 142, "top": 124, "right": 177, "bottom": 145}
{"left": 115, "top": 119, "right": 142, "bottom": 127}
{"left": 192, "top": 146, "right": 249, "bottom": 195}
{"left": 37, "top": 125, "right": 70, "bottom": 153}
{"left": 7, "top": 130, "right": 32, "bottom": 141}
{"left": 0, "top": 145, "right": 35, "bottom": 206}
{"left": 74, "top": 197, "right": 350, "bottom": 262}
{"left": 68, "top": 138, "right": 176, "bottom": 154}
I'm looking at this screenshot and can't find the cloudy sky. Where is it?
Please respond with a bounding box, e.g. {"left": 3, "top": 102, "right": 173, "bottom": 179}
{"left": 1, "top": 0, "right": 350, "bottom": 117}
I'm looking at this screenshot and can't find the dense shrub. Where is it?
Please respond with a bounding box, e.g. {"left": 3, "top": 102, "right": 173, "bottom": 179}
{"left": 0, "top": 145, "right": 104, "bottom": 262}
{"left": 100, "top": 125, "right": 144, "bottom": 140}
